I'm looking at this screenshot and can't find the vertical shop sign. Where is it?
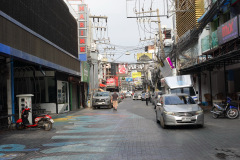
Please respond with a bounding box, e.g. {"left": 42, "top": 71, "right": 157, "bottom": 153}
{"left": 78, "top": 4, "right": 88, "bottom": 61}
{"left": 81, "top": 62, "right": 89, "bottom": 83}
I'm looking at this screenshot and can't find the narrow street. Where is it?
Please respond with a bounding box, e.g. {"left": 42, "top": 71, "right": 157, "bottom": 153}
{"left": 0, "top": 98, "right": 240, "bottom": 160}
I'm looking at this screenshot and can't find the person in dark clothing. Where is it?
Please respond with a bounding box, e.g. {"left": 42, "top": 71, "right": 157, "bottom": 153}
{"left": 145, "top": 91, "right": 149, "bottom": 106}
{"left": 111, "top": 92, "right": 119, "bottom": 111}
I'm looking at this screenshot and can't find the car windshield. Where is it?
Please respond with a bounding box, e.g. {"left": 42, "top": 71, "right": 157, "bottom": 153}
{"left": 171, "top": 87, "right": 195, "bottom": 96}
{"left": 165, "top": 95, "right": 195, "bottom": 105}
{"left": 94, "top": 92, "right": 109, "bottom": 97}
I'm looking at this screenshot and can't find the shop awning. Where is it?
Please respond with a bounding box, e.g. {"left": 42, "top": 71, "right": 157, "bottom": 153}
{"left": 99, "top": 83, "right": 106, "bottom": 87}
{"left": 180, "top": 48, "right": 240, "bottom": 74}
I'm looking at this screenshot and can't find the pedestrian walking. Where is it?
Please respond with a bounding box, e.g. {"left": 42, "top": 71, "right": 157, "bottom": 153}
{"left": 111, "top": 92, "right": 119, "bottom": 111}
{"left": 145, "top": 90, "right": 149, "bottom": 106}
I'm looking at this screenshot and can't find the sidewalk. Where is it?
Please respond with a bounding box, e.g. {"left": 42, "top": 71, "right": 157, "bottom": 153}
{"left": 48, "top": 106, "right": 90, "bottom": 119}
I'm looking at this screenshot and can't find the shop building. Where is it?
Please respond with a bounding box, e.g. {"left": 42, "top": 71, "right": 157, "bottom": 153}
{"left": 175, "top": 0, "right": 240, "bottom": 105}
{"left": 0, "top": 0, "right": 81, "bottom": 127}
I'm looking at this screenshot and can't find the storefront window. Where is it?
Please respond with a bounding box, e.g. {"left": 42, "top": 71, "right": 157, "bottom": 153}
{"left": 57, "top": 81, "right": 68, "bottom": 104}
{"left": 39, "top": 77, "right": 56, "bottom": 103}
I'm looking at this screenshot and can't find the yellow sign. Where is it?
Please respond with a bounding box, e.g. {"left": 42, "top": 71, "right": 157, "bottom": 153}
{"left": 137, "top": 53, "right": 152, "bottom": 61}
{"left": 132, "top": 72, "right": 141, "bottom": 78}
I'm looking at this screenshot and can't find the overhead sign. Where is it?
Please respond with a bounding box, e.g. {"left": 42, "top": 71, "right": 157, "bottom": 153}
{"left": 137, "top": 53, "right": 152, "bottom": 62}
{"left": 132, "top": 72, "right": 141, "bottom": 78}
{"left": 217, "top": 16, "right": 238, "bottom": 45}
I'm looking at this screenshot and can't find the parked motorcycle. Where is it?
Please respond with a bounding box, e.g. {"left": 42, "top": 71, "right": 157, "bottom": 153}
{"left": 211, "top": 97, "right": 239, "bottom": 119}
{"left": 16, "top": 107, "right": 54, "bottom": 131}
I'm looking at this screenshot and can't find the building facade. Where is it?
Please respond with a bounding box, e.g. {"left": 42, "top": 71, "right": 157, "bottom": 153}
{"left": 0, "top": 0, "right": 81, "bottom": 127}
{"left": 173, "top": 0, "right": 240, "bottom": 105}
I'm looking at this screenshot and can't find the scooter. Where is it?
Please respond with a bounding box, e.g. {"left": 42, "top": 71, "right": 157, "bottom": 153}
{"left": 16, "top": 107, "right": 54, "bottom": 131}
{"left": 211, "top": 97, "right": 239, "bottom": 119}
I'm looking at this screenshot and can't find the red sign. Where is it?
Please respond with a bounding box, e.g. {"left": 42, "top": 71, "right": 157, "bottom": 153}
{"left": 107, "top": 78, "right": 115, "bottom": 86}
{"left": 114, "top": 76, "right": 119, "bottom": 87}
{"left": 118, "top": 64, "right": 127, "bottom": 74}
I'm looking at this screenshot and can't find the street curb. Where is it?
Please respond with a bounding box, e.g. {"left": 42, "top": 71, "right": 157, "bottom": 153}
{"left": 50, "top": 107, "right": 87, "bottom": 119}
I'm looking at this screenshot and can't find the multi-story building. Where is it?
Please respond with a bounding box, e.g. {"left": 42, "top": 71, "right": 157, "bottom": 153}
{"left": 172, "top": 0, "right": 240, "bottom": 105}
{"left": 0, "top": 0, "right": 81, "bottom": 127}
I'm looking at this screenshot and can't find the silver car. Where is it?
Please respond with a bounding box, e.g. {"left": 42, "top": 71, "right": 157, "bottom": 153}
{"left": 155, "top": 94, "right": 204, "bottom": 128}
{"left": 92, "top": 91, "right": 112, "bottom": 109}
{"left": 132, "top": 92, "right": 141, "bottom": 100}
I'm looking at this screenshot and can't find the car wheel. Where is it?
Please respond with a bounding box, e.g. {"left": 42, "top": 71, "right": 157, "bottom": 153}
{"left": 160, "top": 116, "right": 166, "bottom": 129}
{"left": 156, "top": 111, "right": 160, "bottom": 123}
{"left": 108, "top": 104, "right": 112, "bottom": 109}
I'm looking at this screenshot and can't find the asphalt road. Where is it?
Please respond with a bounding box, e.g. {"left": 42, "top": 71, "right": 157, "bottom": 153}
{"left": 0, "top": 98, "right": 240, "bottom": 160}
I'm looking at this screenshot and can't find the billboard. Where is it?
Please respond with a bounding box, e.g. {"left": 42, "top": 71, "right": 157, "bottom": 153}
{"left": 137, "top": 53, "right": 152, "bottom": 62}
{"left": 132, "top": 72, "right": 141, "bottom": 78}
{"left": 217, "top": 16, "right": 238, "bottom": 45}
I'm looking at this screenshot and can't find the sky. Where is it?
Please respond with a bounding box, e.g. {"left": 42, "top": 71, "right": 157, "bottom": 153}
{"left": 85, "top": 0, "right": 173, "bottom": 63}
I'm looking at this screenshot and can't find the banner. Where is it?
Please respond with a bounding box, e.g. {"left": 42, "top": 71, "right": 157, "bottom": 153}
{"left": 137, "top": 53, "right": 152, "bottom": 62}
{"left": 132, "top": 72, "right": 141, "bottom": 78}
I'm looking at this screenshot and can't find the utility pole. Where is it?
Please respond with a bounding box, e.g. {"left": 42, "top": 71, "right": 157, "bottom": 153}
{"left": 157, "top": 9, "right": 165, "bottom": 58}
{"left": 89, "top": 15, "right": 108, "bottom": 82}
{"left": 135, "top": 10, "right": 165, "bottom": 60}
{"left": 102, "top": 47, "right": 115, "bottom": 80}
